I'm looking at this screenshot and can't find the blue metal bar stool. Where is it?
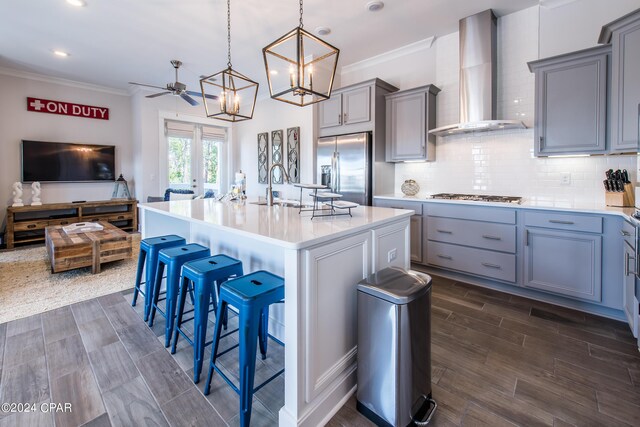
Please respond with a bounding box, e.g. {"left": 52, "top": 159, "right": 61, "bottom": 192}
{"left": 171, "top": 254, "right": 244, "bottom": 383}
{"left": 148, "top": 243, "right": 210, "bottom": 346}
{"left": 132, "top": 235, "right": 186, "bottom": 321}
{"left": 204, "top": 271, "right": 285, "bottom": 427}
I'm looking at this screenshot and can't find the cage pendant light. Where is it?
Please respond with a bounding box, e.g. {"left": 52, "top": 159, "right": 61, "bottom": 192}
{"left": 263, "top": 0, "right": 339, "bottom": 107}
{"left": 200, "top": 0, "right": 258, "bottom": 122}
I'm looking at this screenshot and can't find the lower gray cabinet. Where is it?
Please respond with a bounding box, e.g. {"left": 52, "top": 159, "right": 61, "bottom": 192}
{"left": 373, "top": 199, "right": 423, "bottom": 263}
{"left": 427, "top": 241, "right": 516, "bottom": 283}
{"left": 623, "top": 240, "right": 638, "bottom": 337}
{"left": 524, "top": 228, "right": 602, "bottom": 302}
{"left": 410, "top": 216, "right": 423, "bottom": 263}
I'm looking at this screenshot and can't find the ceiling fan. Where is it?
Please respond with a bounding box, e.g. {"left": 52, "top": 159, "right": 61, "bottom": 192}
{"left": 128, "top": 60, "right": 216, "bottom": 106}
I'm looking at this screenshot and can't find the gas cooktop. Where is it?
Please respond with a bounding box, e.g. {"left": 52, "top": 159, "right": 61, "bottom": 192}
{"left": 429, "top": 193, "right": 523, "bottom": 204}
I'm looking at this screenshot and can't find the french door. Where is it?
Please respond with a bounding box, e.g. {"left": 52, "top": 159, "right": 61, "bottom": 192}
{"left": 164, "top": 120, "right": 224, "bottom": 195}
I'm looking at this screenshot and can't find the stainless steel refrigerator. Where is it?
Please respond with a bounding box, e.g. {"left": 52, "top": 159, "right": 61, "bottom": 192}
{"left": 316, "top": 132, "right": 372, "bottom": 206}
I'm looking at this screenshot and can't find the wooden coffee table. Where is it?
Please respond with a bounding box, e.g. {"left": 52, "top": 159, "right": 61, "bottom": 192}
{"left": 45, "top": 221, "right": 133, "bottom": 274}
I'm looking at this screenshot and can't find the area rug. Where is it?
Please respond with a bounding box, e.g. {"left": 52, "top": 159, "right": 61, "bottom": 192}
{"left": 0, "top": 235, "right": 140, "bottom": 324}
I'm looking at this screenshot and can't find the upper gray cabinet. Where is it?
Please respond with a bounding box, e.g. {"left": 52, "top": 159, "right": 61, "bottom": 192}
{"left": 385, "top": 85, "right": 440, "bottom": 162}
{"left": 318, "top": 96, "right": 342, "bottom": 128}
{"left": 318, "top": 79, "right": 398, "bottom": 134}
{"left": 528, "top": 45, "right": 611, "bottom": 156}
{"left": 318, "top": 86, "right": 369, "bottom": 129}
{"left": 599, "top": 8, "right": 640, "bottom": 153}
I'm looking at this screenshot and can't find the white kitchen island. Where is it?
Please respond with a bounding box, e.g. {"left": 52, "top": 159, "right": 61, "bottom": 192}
{"left": 138, "top": 198, "right": 412, "bottom": 427}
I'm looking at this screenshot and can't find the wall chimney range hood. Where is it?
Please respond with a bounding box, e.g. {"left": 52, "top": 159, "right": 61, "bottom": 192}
{"left": 430, "top": 9, "right": 526, "bottom": 136}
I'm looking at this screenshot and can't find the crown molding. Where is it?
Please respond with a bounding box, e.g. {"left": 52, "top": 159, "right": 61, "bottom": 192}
{"left": 340, "top": 36, "right": 436, "bottom": 75}
{"left": 0, "top": 66, "right": 130, "bottom": 96}
{"left": 539, "top": 0, "right": 578, "bottom": 9}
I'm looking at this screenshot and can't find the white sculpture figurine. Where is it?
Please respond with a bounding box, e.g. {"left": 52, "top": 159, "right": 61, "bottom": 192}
{"left": 31, "top": 181, "right": 42, "bottom": 206}
{"left": 12, "top": 182, "right": 24, "bottom": 207}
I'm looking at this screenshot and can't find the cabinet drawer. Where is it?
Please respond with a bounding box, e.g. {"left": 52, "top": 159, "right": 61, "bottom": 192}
{"left": 427, "top": 203, "right": 515, "bottom": 224}
{"left": 83, "top": 213, "right": 133, "bottom": 223}
{"left": 374, "top": 199, "right": 423, "bottom": 215}
{"left": 427, "top": 217, "right": 516, "bottom": 253}
{"left": 13, "top": 220, "right": 50, "bottom": 231}
{"left": 49, "top": 217, "right": 79, "bottom": 227}
{"left": 622, "top": 220, "right": 636, "bottom": 249}
{"left": 426, "top": 241, "right": 516, "bottom": 283}
{"left": 524, "top": 211, "right": 602, "bottom": 233}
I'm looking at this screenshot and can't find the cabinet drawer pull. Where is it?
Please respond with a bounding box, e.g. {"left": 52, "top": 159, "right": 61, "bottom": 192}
{"left": 481, "top": 262, "right": 502, "bottom": 270}
{"left": 61, "top": 221, "right": 69, "bottom": 225}
{"left": 549, "top": 219, "right": 574, "bottom": 225}
{"left": 117, "top": 215, "right": 125, "bottom": 220}
{"left": 27, "top": 224, "right": 36, "bottom": 229}
{"left": 482, "top": 235, "right": 502, "bottom": 240}
{"left": 437, "top": 254, "right": 452, "bottom": 260}
{"left": 625, "top": 252, "right": 636, "bottom": 276}
{"left": 436, "top": 229, "right": 452, "bottom": 234}
{"left": 621, "top": 229, "right": 631, "bottom": 237}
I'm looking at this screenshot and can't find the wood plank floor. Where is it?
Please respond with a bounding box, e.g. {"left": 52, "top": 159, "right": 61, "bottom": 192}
{"left": 0, "top": 288, "right": 284, "bottom": 427}
{"left": 2, "top": 275, "right": 639, "bottom": 426}
{"left": 329, "top": 275, "right": 640, "bottom": 427}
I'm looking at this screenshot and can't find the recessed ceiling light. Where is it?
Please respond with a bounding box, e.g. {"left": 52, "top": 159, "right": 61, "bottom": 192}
{"left": 315, "top": 26, "right": 331, "bottom": 36}
{"left": 270, "top": 70, "right": 279, "bottom": 75}
{"left": 366, "top": 1, "right": 384, "bottom": 12}
{"left": 53, "top": 50, "right": 70, "bottom": 57}
{"left": 66, "top": 0, "right": 86, "bottom": 6}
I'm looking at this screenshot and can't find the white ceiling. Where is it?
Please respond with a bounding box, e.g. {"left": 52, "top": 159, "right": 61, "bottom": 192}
{"left": 0, "top": 0, "right": 539, "bottom": 94}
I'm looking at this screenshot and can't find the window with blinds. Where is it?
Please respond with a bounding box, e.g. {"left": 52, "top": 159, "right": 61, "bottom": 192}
{"left": 164, "top": 120, "right": 226, "bottom": 194}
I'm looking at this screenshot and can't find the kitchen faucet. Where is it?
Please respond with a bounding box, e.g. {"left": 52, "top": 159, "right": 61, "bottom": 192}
{"left": 267, "top": 163, "right": 290, "bottom": 206}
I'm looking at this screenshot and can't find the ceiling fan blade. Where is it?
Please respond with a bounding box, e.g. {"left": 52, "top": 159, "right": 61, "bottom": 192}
{"left": 146, "top": 92, "right": 171, "bottom": 98}
{"left": 186, "top": 90, "right": 218, "bottom": 100}
{"left": 129, "top": 82, "right": 167, "bottom": 90}
{"left": 180, "top": 93, "right": 199, "bottom": 106}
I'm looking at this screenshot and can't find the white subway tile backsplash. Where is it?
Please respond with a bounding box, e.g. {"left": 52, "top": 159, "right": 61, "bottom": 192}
{"left": 395, "top": 129, "right": 636, "bottom": 205}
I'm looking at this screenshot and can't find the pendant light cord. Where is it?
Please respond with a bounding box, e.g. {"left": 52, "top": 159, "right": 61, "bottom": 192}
{"left": 299, "top": 0, "right": 303, "bottom": 28}
{"left": 227, "top": 0, "right": 232, "bottom": 67}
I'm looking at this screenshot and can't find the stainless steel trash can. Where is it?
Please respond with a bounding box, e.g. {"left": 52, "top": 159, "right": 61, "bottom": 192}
{"left": 356, "top": 267, "right": 436, "bottom": 426}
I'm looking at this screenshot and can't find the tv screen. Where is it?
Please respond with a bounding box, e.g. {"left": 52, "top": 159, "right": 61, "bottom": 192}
{"left": 21, "top": 140, "right": 116, "bottom": 182}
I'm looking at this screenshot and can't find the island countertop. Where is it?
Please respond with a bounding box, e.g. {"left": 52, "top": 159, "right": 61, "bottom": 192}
{"left": 139, "top": 199, "right": 413, "bottom": 250}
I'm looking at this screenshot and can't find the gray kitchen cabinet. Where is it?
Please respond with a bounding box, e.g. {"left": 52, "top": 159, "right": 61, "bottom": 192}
{"left": 319, "top": 85, "right": 375, "bottom": 130}
{"left": 600, "top": 9, "right": 640, "bottom": 153}
{"left": 621, "top": 219, "right": 638, "bottom": 337}
{"left": 425, "top": 203, "right": 517, "bottom": 283}
{"left": 318, "top": 95, "right": 342, "bottom": 128}
{"left": 410, "top": 216, "right": 423, "bottom": 263}
{"left": 373, "top": 197, "right": 629, "bottom": 321}
{"left": 385, "top": 85, "right": 440, "bottom": 162}
{"left": 343, "top": 86, "right": 371, "bottom": 125}
{"left": 528, "top": 45, "right": 610, "bottom": 156}
{"left": 373, "top": 198, "right": 424, "bottom": 263}
{"left": 524, "top": 227, "right": 602, "bottom": 302}
{"left": 623, "top": 240, "right": 638, "bottom": 337}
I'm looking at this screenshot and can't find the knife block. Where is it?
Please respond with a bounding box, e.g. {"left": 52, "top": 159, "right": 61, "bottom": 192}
{"left": 605, "top": 183, "right": 635, "bottom": 207}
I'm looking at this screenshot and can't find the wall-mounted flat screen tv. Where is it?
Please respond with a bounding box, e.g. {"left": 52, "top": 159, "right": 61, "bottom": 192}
{"left": 21, "top": 140, "right": 116, "bottom": 182}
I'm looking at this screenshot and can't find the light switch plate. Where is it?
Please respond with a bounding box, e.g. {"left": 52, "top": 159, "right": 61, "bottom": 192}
{"left": 560, "top": 172, "right": 571, "bottom": 185}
